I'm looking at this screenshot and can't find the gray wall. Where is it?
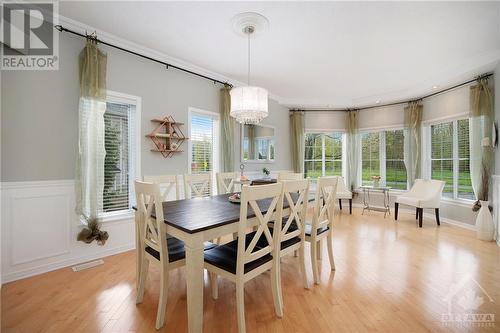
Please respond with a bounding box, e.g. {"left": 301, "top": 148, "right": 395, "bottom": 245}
{"left": 1, "top": 34, "right": 291, "bottom": 182}
{"left": 495, "top": 61, "right": 500, "bottom": 175}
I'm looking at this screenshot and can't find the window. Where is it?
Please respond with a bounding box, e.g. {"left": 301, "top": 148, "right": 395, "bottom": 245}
{"left": 430, "top": 119, "right": 473, "bottom": 200}
{"left": 189, "top": 108, "right": 219, "bottom": 176}
{"left": 361, "top": 130, "right": 407, "bottom": 189}
{"left": 304, "top": 132, "right": 343, "bottom": 179}
{"left": 102, "top": 94, "right": 139, "bottom": 214}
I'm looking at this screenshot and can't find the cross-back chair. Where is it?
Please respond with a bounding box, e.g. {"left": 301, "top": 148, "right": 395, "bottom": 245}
{"left": 134, "top": 181, "right": 214, "bottom": 329}
{"left": 183, "top": 173, "right": 213, "bottom": 199}
{"left": 216, "top": 171, "right": 238, "bottom": 194}
{"left": 143, "top": 175, "right": 180, "bottom": 201}
{"left": 306, "top": 176, "right": 338, "bottom": 284}
{"left": 277, "top": 172, "right": 304, "bottom": 181}
{"left": 204, "top": 183, "right": 284, "bottom": 333}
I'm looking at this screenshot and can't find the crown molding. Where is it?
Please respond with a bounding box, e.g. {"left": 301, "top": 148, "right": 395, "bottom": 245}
{"left": 57, "top": 14, "right": 286, "bottom": 104}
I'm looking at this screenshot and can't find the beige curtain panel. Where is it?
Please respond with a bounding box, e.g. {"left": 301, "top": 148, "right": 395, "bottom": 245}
{"left": 346, "top": 110, "right": 360, "bottom": 190}
{"left": 469, "top": 78, "right": 493, "bottom": 201}
{"left": 220, "top": 85, "right": 235, "bottom": 172}
{"left": 290, "top": 111, "right": 305, "bottom": 173}
{"left": 75, "top": 40, "right": 108, "bottom": 219}
{"left": 403, "top": 101, "right": 423, "bottom": 188}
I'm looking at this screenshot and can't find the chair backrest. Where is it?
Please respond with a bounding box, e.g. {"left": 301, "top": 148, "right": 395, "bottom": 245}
{"left": 279, "top": 179, "right": 310, "bottom": 246}
{"left": 312, "top": 176, "right": 338, "bottom": 233}
{"left": 216, "top": 172, "right": 238, "bottom": 194}
{"left": 410, "top": 179, "right": 445, "bottom": 201}
{"left": 134, "top": 181, "right": 168, "bottom": 262}
{"left": 184, "top": 173, "right": 213, "bottom": 199}
{"left": 335, "top": 176, "right": 350, "bottom": 193}
{"left": 143, "top": 175, "right": 180, "bottom": 201}
{"left": 278, "top": 172, "right": 304, "bottom": 181}
{"left": 237, "top": 183, "right": 284, "bottom": 276}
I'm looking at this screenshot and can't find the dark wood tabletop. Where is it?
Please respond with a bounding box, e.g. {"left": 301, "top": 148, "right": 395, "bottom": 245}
{"left": 135, "top": 193, "right": 314, "bottom": 234}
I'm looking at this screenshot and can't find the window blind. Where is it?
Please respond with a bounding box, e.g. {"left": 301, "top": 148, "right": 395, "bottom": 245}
{"left": 102, "top": 102, "right": 135, "bottom": 213}
{"left": 361, "top": 132, "right": 380, "bottom": 185}
{"left": 431, "top": 121, "right": 454, "bottom": 197}
{"left": 190, "top": 113, "right": 216, "bottom": 197}
{"left": 385, "top": 130, "right": 406, "bottom": 189}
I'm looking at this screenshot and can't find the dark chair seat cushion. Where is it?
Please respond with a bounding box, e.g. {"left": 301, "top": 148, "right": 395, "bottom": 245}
{"left": 145, "top": 237, "right": 216, "bottom": 263}
{"left": 204, "top": 236, "right": 273, "bottom": 274}
{"left": 254, "top": 229, "right": 301, "bottom": 250}
{"left": 271, "top": 217, "right": 329, "bottom": 237}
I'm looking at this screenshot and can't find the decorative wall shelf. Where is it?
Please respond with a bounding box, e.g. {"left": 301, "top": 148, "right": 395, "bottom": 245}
{"left": 146, "top": 115, "right": 188, "bottom": 158}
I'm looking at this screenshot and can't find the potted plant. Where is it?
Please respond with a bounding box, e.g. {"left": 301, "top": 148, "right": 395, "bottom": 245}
{"left": 262, "top": 167, "right": 271, "bottom": 179}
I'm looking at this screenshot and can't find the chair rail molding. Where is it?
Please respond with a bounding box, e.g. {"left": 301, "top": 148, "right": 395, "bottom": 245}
{"left": 1, "top": 179, "right": 135, "bottom": 283}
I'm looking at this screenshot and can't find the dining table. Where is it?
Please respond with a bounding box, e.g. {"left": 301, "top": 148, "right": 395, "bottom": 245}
{"left": 134, "top": 192, "right": 314, "bottom": 333}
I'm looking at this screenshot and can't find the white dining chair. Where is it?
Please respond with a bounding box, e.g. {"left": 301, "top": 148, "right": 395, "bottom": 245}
{"left": 336, "top": 176, "right": 353, "bottom": 214}
{"left": 258, "top": 179, "right": 311, "bottom": 290}
{"left": 204, "top": 183, "right": 284, "bottom": 333}
{"left": 216, "top": 171, "right": 239, "bottom": 194}
{"left": 183, "top": 173, "right": 213, "bottom": 199}
{"left": 306, "top": 176, "right": 338, "bottom": 284}
{"left": 134, "top": 181, "right": 214, "bottom": 329}
{"left": 394, "top": 179, "right": 445, "bottom": 227}
{"left": 277, "top": 172, "right": 304, "bottom": 181}
{"left": 143, "top": 174, "right": 180, "bottom": 201}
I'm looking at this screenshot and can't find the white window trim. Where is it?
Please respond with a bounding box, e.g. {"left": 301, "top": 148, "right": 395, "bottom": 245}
{"left": 187, "top": 107, "right": 220, "bottom": 178}
{"left": 304, "top": 131, "right": 345, "bottom": 179}
{"left": 99, "top": 90, "right": 142, "bottom": 223}
{"left": 359, "top": 128, "right": 407, "bottom": 189}
{"left": 425, "top": 116, "right": 474, "bottom": 202}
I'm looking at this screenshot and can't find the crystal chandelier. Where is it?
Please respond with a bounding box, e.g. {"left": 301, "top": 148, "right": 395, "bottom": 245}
{"left": 230, "top": 25, "right": 268, "bottom": 124}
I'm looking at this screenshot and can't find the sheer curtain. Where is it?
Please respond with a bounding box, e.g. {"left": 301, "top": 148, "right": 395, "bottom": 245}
{"left": 75, "top": 40, "right": 107, "bottom": 220}
{"left": 220, "top": 85, "right": 235, "bottom": 172}
{"left": 346, "top": 110, "right": 360, "bottom": 190}
{"left": 290, "top": 111, "right": 305, "bottom": 173}
{"left": 470, "top": 77, "right": 493, "bottom": 201}
{"left": 403, "top": 101, "right": 423, "bottom": 188}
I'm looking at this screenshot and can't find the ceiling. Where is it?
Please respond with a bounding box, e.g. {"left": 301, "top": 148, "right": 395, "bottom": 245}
{"left": 60, "top": 1, "right": 500, "bottom": 109}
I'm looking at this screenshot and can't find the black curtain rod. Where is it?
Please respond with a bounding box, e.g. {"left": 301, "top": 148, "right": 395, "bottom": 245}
{"left": 54, "top": 25, "right": 233, "bottom": 87}
{"left": 296, "top": 72, "right": 493, "bottom": 112}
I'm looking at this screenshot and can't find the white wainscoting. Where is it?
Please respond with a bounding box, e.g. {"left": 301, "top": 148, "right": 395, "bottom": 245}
{"left": 1, "top": 180, "right": 135, "bottom": 284}
{"left": 492, "top": 175, "right": 500, "bottom": 246}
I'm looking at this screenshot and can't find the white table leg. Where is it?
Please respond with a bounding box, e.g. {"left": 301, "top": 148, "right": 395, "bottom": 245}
{"left": 184, "top": 233, "right": 205, "bottom": 333}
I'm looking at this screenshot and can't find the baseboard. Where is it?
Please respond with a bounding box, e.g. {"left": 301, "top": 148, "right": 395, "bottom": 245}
{"left": 2, "top": 243, "right": 135, "bottom": 284}
{"left": 351, "top": 203, "right": 475, "bottom": 231}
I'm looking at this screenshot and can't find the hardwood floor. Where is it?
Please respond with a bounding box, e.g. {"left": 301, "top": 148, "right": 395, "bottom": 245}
{"left": 2, "top": 209, "right": 500, "bottom": 333}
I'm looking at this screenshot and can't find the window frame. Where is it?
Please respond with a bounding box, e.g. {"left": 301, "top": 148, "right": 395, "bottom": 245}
{"left": 304, "top": 130, "right": 346, "bottom": 180}
{"left": 423, "top": 115, "right": 474, "bottom": 202}
{"left": 358, "top": 126, "right": 407, "bottom": 191}
{"left": 99, "top": 90, "right": 142, "bottom": 222}
{"left": 187, "top": 107, "right": 220, "bottom": 180}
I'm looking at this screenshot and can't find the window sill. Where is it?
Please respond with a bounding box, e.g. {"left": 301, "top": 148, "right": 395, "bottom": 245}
{"left": 78, "top": 210, "right": 135, "bottom": 226}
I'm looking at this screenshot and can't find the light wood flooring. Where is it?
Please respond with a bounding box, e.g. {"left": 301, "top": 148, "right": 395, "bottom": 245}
{"left": 2, "top": 208, "right": 500, "bottom": 333}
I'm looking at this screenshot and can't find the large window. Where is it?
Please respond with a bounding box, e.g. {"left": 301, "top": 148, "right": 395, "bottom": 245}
{"left": 189, "top": 108, "right": 219, "bottom": 175}
{"left": 430, "top": 119, "right": 473, "bottom": 199}
{"left": 361, "top": 130, "right": 407, "bottom": 189}
{"left": 304, "top": 132, "right": 343, "bottom": 179}
{"left": 102, "top": 95, "right": 138, "bottom": 214}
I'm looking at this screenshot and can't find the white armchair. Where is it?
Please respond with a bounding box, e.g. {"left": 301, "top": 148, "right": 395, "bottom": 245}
{"left": 395, "top": 179, "right": 445, "bottom": 228}
{"left": 336, "top": 177, "right": 353, "bottom": 214}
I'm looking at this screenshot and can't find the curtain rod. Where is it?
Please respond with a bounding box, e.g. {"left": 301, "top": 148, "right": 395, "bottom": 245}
{"left": 295, "top": 72, "right": 493, "bottom": 112}
{"left": 54, "top": 25, "right": 233, "bottom": 87}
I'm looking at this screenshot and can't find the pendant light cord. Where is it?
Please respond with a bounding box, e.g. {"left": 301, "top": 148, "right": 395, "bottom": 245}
{"left": 247, "top": 28, "right": 251, "bottom": 86}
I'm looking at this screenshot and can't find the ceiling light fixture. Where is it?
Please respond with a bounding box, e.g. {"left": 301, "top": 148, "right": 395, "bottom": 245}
{"left": 375, "top": 100, "right": 380, "bottom": 104}
{"left": 432, "top": 85, "right": 439, "bottom": 89}
{"left": 230, "top": 13, "right": 269, "bottom": 125}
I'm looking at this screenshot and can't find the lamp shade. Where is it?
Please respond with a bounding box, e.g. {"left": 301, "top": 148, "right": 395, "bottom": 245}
{"left": 230, "top": 86, "right": 268, "bottom": 124}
